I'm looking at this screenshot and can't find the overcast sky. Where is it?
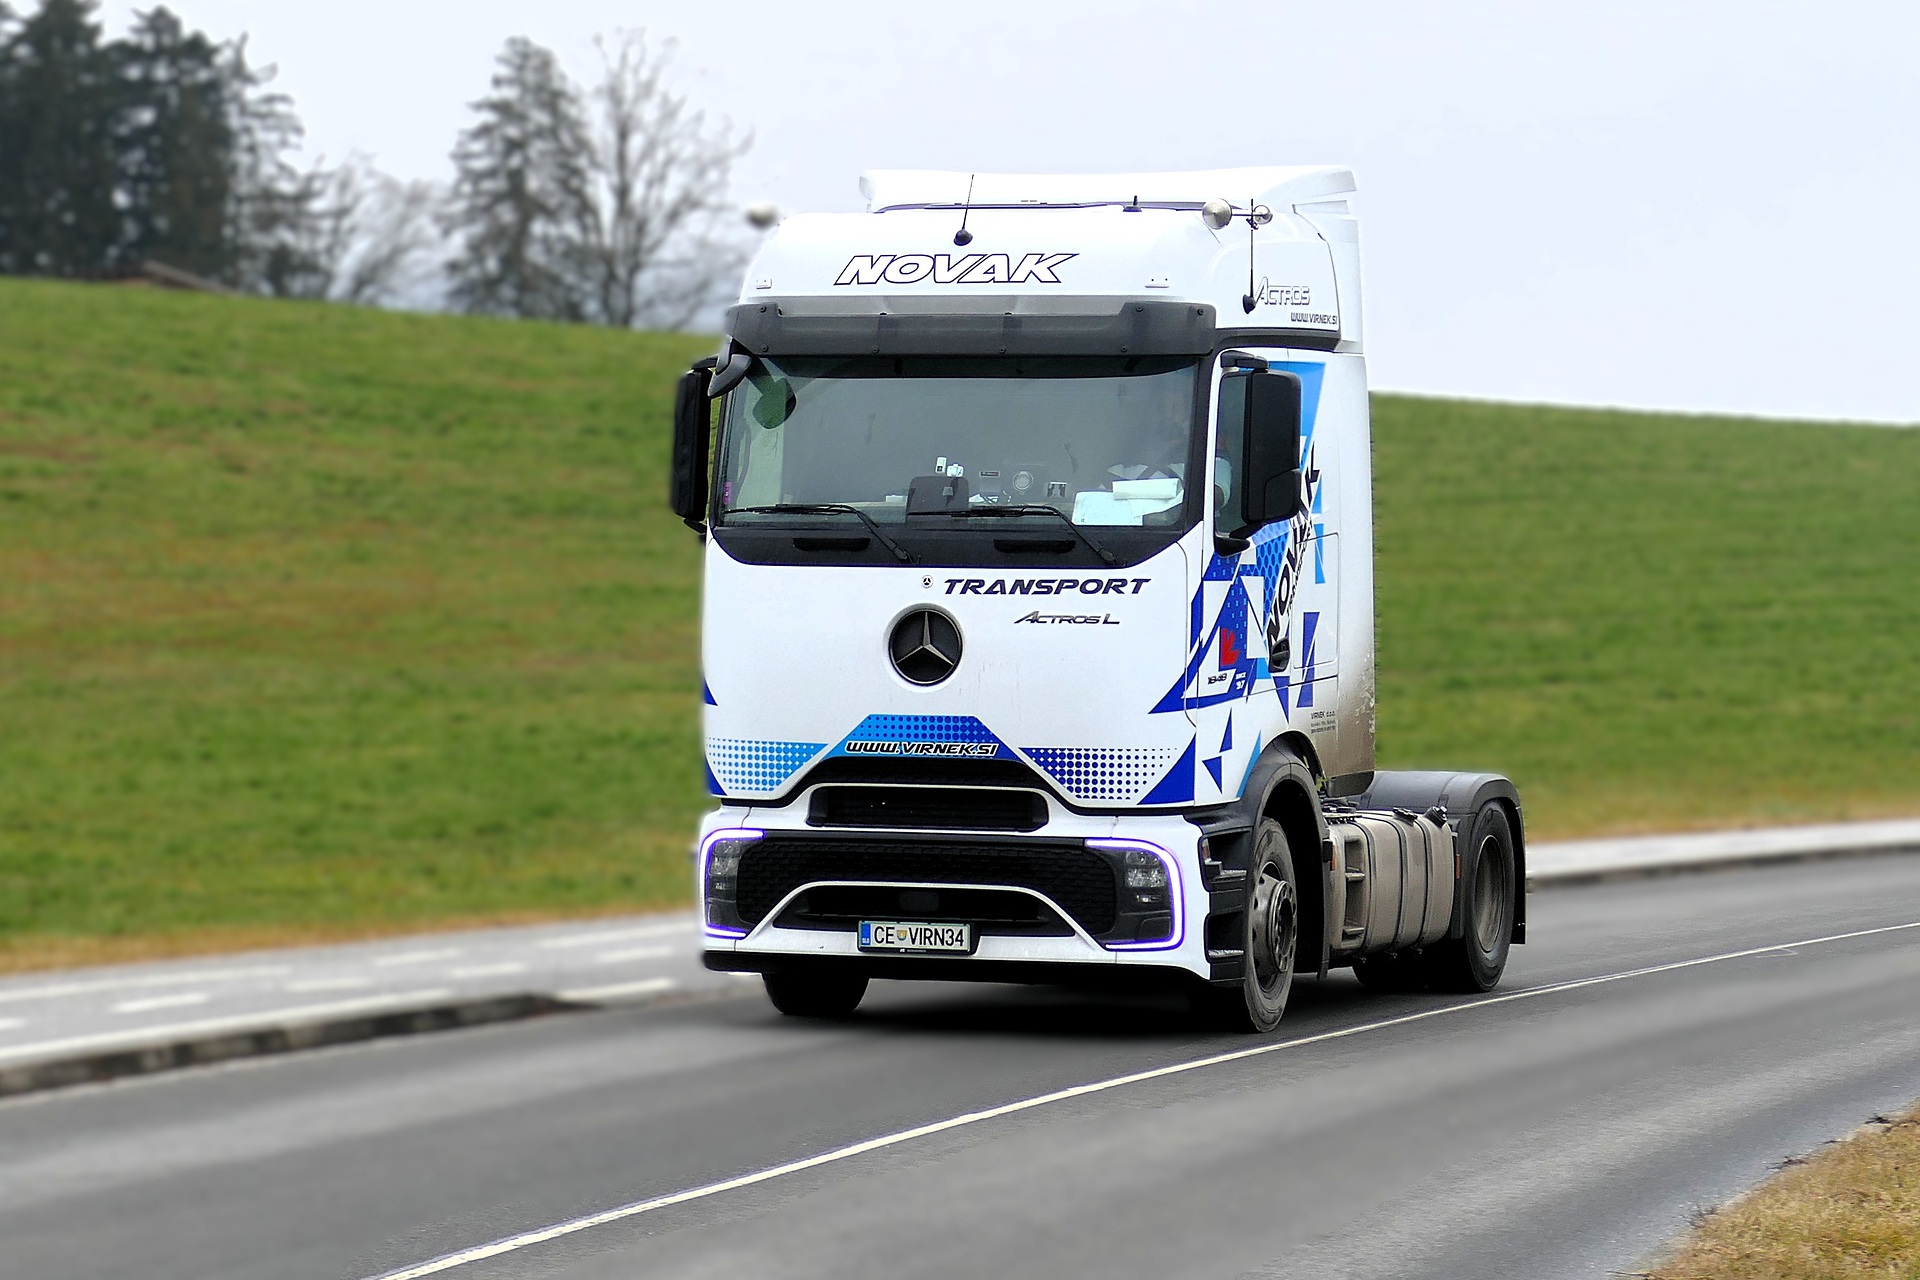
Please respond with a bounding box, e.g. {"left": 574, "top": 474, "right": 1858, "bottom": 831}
{"left": 100, "top": 0, "right": 1920, "bottom": 423}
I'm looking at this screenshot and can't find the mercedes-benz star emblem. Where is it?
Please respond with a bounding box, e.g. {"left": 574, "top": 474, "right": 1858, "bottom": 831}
{"left": 889, "top": 609, "right": 962, "bottom": 685}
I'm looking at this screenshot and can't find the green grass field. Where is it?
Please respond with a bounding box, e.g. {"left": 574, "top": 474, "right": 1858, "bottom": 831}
{"left": 2, "top": 278, "right": 1915, "bottom": 967}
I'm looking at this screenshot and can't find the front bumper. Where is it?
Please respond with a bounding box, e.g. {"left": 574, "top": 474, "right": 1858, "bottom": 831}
{"left": 695, "top": 799, "right": 1211, "bottom": 981}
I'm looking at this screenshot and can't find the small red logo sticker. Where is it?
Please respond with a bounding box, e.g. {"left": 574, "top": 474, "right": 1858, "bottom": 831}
{"left": 1220, "top": 628, "right": 1243, "bottom": 667}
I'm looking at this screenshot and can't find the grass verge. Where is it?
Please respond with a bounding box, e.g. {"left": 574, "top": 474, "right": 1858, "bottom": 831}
{"left": 1, "top": 278, "right": 1916, "bottom": 967}
{"left": 1646, "top": 1104, "right": 1920, "bottom": 1279}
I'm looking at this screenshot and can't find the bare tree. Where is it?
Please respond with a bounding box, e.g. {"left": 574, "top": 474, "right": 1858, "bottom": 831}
{"left": 306, "top": 157, "right": 443, "bottom": 306}
{"left": 579, "top": 31, "right": 751, "bottom": 329}
{"left": 443, "top": 30, "right": 751, "bottom": 329}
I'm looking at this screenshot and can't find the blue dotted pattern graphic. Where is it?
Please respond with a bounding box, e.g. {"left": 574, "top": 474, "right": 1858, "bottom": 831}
{"left": 834, "top": 715, "right": 1003, "bottom": 749}
{"left": 833, "top": 710, "right": 1013, "bottom": 752}
{"left": 706, "top": 738, "right": 826, "bottom": 793}
{"left": 1025, "top": 746, "right": 1177, "bottom": 801}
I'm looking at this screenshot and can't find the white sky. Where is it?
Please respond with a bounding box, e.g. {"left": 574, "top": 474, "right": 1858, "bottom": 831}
{"left": 101, "top": 0, "right": 1920, "bottom": 423}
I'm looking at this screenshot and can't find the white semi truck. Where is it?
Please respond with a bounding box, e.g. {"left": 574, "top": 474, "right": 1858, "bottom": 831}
{"left": 671, "top": 167, "right": 1525, "bottom": 1031}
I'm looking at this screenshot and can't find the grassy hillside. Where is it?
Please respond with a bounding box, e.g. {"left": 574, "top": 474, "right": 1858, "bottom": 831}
{"left": 1372, "top": 396, "right": 1919, "bottom": 834}
{"left": 1, "top": 278, "right": 1915, "bottom": 966}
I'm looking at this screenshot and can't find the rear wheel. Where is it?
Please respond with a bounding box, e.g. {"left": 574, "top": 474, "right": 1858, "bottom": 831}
{"left": 1199, "top": 818, "right": 1299, "bottom": 1032}
{"left": 1417, "top": 803, "right": 1517, "bottom": 992}
{"left": 763, "top": 968, "right": 869, "bottom": 1019}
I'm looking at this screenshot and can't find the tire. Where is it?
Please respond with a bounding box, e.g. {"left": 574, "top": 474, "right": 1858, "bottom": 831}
{"left": 1417, "top": 803, "right": 1517, "bottom": 993}
{"left": 763, "top": 968, "right": 869, "bottom": 1019}
{"left": 1199, "top": 817, "right": 1300, "bottom": 1033}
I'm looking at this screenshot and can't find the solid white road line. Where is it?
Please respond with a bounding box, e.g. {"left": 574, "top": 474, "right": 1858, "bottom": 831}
{"left": 370, "top": 918, "right": 1920, "bottom": 1280}
{"left": 448, "top": 963, "right": 530, "bottom": 979}
{"left": 111, "top": 992, "right": 210, "bottom": 1015}
{"left": 536, "top": 922, "right": 695, "bottom": 950}
{"left": 0, "top": 1017, "right": 22, "bottom": 1032}
{"left": 0, "top": 966, "right": 292, "bottom": 1006}
{"left": 0, "top": 989, "right": 457, "bottom": 1067}
{"left": 374, "top": 949, "right": 464, "bottom": 968}
{"left": 592, "top": 947, "right": 673, "bottom": 964}
{"left": 555, "top": 978, "right": 675, "bottom": 1004}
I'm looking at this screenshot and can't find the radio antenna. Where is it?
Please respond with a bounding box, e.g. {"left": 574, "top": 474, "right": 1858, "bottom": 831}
{"left": 1241, "top": 199, "right": 1274, "bottom": 314}
{"left": 953, "top": 174, "right": 977, "bottom": 246}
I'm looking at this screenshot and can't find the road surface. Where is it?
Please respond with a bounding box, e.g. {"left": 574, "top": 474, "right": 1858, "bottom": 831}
{"left": 4, "top": 853, "right": 1918, "bottom": 1280}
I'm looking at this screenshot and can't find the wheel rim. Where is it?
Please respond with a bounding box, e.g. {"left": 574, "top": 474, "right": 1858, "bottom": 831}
{"left": 1249, "top": 861, "right": 1298, "bottom": 993}
{"left": 1472, "top": 833, "right": 1511, "bottom": 952}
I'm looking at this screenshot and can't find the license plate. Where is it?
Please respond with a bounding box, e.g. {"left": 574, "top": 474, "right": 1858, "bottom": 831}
{"left": 857, "top": 920, "right": 972, "bottom": 953}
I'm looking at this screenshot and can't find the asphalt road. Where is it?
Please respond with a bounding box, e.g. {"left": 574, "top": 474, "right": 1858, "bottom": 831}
{"left": 6, "top": 855, "right": 1919, "bottom": 1280}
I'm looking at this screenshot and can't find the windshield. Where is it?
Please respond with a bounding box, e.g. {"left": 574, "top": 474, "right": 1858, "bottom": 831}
{"left": 714, "top": 355, "right": 1199, "bottom": 527}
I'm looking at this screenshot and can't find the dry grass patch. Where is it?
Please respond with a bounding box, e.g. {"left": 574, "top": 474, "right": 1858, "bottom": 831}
{"left": 1648, "top": 1104, "right": 1920, "bottom": 1279}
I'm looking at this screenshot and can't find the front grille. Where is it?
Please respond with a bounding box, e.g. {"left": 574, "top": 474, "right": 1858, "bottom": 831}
{"left": 737, "top": 835, "right": 1118, "bottom": 934}
{"left": 807, "top": 785, "right": 1047, "bottom": 832}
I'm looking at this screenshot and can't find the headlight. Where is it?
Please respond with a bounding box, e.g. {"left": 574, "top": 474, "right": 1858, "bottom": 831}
{"left": 1090, "top": 839, "right": 1183, "bottom": 950}
{"left": 700, "top": 829, "right": 761, "bottom": 936}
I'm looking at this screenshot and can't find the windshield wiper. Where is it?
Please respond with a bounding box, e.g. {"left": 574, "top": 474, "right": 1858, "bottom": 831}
{"left": 725, "top": 504, "right": 914, "bottom": 564}
{"left": 943, "top": 505, "right": 1118, "bottom": 566}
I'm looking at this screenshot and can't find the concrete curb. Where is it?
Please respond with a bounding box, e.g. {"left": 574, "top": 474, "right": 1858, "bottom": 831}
{"left": 0, "top": 979, "right": 763, "bottom": 1100}
{"left": 0, "top": 992, "right": 583, "bottom": 1098}
{"left": 1528, "top": 819, "right": 1920, "bottom": 887}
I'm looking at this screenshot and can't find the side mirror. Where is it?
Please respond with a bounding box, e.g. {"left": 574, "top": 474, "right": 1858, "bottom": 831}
{"left": 1240, "top": 369, "right": 1303, "bottom": 528}
{"left": 670, "top": 366, "right": 712, "bottom": 532}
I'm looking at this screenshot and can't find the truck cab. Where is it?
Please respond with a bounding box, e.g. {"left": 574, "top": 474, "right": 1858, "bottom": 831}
{"left": 673, "top": 167, "right": 1526, "bottom": 1030}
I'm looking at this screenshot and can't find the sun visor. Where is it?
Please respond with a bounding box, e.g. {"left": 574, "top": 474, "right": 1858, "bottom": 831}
{"left": 726, "top": 298, "right": 1218, "bottom": 357}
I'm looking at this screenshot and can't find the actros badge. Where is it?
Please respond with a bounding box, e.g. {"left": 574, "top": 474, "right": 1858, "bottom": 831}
{"left": 889, "top": 609, "right": 962, "bottom": 685}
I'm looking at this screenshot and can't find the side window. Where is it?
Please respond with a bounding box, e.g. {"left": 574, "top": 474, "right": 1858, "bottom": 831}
{"left": 1213, "top": 372, "right": 1246, "bottom": 521}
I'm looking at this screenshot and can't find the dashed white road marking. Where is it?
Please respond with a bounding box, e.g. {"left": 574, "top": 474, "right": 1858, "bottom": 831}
{"left": 370, "top": 919, "right": 1920, "bottom": 1280}
{"left": 284, "top": 976, "right": 376, "bottom": 993}
{"left": 593, "top": 946, "right": 672, "bottom": 964}
{"left": 449, "top": 962, "right": 529, "bottom": 979}
{"left": 0, "top": 989, "right": 456, "bottom": 1067}
{"left": 112, "top": 992, "right": 211, "bottom": 1015}
{"left": 374, "top": 949, "right": 464, "bottom": 968}
{"left": 0, "top": 966, "right": 291, "bottom": 1006}
{"left": 536, "top": 922, "right": 694, "bottom": 950}
{"left": 556, "top": 978, "right": 675, "bottom": 1004}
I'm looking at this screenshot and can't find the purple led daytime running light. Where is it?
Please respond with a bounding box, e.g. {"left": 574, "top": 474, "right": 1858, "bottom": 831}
{"left": 1088, "top": 838, "right": 1185, "bottom": 951}
{"left": 700, "top": 827, "right": 761, "bottom": 940}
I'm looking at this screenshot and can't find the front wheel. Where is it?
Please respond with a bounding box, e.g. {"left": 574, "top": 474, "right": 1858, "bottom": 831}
{"left": 1198, "top": 818, "right": 1299, "bottom": 1033}
{"left": 763, "top": 968, "right": 868, "bottom": 1019}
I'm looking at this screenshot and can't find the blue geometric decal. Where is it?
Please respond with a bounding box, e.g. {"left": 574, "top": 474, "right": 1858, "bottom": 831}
{"left": 1154, "top": 360, "right": 1328, "bottom": 725}
{"left": 1141, "top": 737, "right": 1197, "bottom": 805}
{"left": 706, "top": 738, "right": 827, "bottom": 793}
{"left": 1202, "top": 553, "right": 1239, "bottom": 581}
{"left": 828, "top": 714, "right": 1016, "bottom": 760}
{"left": 1236, "top": 733, "right": 1264, "bottom": 799}
{"left": 1220, "top": 713, "right": 1234, "bottom": 753}
{"left": 1152, "top": 575, "right": 1260, "bottom": 713}
{"left": 702, "top": 679, "right": 718, "bottom": 707}
{"left": 1026, "top": 746, "right": 1179, "bottom": 802}
{"left": 1202, "top": 754, "right": 1224, "bottom": 789}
